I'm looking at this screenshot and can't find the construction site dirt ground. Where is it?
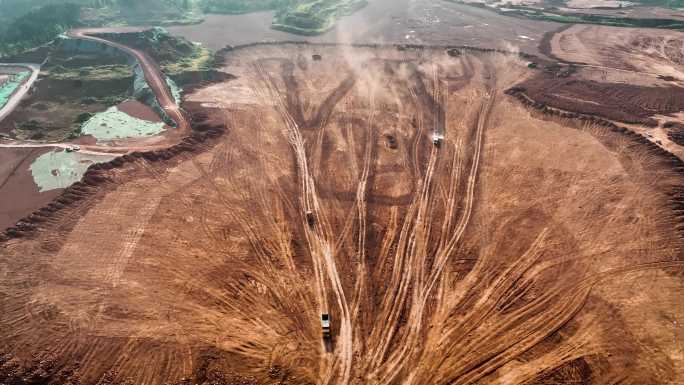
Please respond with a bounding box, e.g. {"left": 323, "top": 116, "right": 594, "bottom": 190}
{"left": 1, "top": 44, "right": 683, "bottom": 384}
{"left": 0, "top": 147, "right": 59, "bottom": 230}
{"left": 529, "top": 24, "right": 684, "bottom": 159}
{"left": 546, "top": 24, "right": 684, "bottom": 81}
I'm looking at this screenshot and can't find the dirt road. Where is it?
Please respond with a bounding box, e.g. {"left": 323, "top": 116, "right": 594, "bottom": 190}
{"left": 67, "top": 28, "right": 188, "bottom": 133}
{"left": 0, "top": 140, "right": 187, "bottom": 156}
{"left": 0, "top": 63, "right": 40, "bottom": 124}
{"left": 0, "top": 29, "right": 189, "bottom": 155}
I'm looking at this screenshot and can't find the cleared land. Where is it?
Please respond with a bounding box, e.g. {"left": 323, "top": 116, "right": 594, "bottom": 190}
{"left": 548, "top": 24, "right": 684, "bottom": 79}
{"left": 0, "top": 44, "right": 683, "bottom": 384}
{"left": 523, "top": 24, "right": 684, "bottom": 157}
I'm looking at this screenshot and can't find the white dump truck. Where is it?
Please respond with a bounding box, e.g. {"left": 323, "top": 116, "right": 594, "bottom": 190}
{"left": 432, "top": 133, "right": 443, "bottom": 148}
{"left": 321, "top": 313, "right": 331, "bottom": 340}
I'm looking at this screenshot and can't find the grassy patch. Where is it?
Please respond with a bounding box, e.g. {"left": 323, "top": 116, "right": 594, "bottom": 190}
{"left": 161, "top": 46, "right": 214, "bottom": 75}
{"left": 47, "top": 64, "right": 133, "bottom": 81}
{"left": 199, "top": 0, "right": 281, "bottom": 14}
{"left": 80, "top": 0, "right": 203, "bottom": 27}
{"left": 505, "top": 8, "right": 684, "bottom": 29}
{"left": 0, "top": 0, "right": 203, "bottom": 57}
{"left": 199, "top": 0, "right": 368, "bottom": 35}
{"left": 93, "top": 28, "right": 215, "bottom": 76}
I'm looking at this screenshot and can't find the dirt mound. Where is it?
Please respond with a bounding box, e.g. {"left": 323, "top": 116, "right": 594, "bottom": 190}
{"left": 665, "top": 121, "right": 684, "bottom": 146}
{"left": 630, "top": 34, "right": 684, "bottom": 65}
{"left": 518, "top": 74, "right": 684, "bottom": 125}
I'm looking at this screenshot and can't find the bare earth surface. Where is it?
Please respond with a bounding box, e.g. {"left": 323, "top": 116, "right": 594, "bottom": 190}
{"left": 0, "top": 43, "right": 682, "bottom": 385}
{"left": 549, "top": 24, "right": 684, "bottom": 80}
{"left": 116, "top": 100, "right": 164, "bottom": 123}
{"left": 0, "top": 147, "right": 58, "bottom": 230}
{"left": 523, "top": 24, "right": 684, "bottom": 158}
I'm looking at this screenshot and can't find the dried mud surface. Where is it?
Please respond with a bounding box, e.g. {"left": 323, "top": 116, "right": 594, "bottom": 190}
{"left": 0, "top": 44, "right": 683, "bottom": 385}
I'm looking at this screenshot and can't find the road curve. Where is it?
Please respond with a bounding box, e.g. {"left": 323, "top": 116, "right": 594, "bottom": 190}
{"left": 67, "top": 28, "right": 189, "bottom": 133}
{"left": 0, "top": 63, "right": 40, "bottom": 124}
{"left": 0, "top": 29, "right": 191, "bottom": 155}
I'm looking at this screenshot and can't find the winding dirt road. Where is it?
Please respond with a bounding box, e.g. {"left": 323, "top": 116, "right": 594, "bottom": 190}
{"left": 67, "top": 28, "right": 188, "bottom": 133}
{"left": 0, "top": 28, "right": 189, "bottom": 155}
{"left": 0, "top": 63, "right": 40, "bottom": 124}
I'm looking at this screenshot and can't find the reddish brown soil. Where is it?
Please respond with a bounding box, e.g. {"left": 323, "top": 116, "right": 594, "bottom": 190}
{"left": 0, "top": 44, "right": 682, "bottom": 385}
{"left": 665, "top": 121, "right": 684, "bottom": 146}
{"left": 517, "top": 74, "right": 684, "bottom": 125}
{"left": 117, "top": 100, "right": 162, "bottom": 122}
{"left": 0, "top": 147, "right": 60, "bottom": 230}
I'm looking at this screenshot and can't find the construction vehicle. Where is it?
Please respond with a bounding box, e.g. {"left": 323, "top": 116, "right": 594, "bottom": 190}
{"left": 432, "top": 133, "right": 443, "bottom": 148}
{"left": 321, "top": 313, "right": 331, "bottom": 340}
{"left": 306, "top": 210, "right": 315, "bottom": 227}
